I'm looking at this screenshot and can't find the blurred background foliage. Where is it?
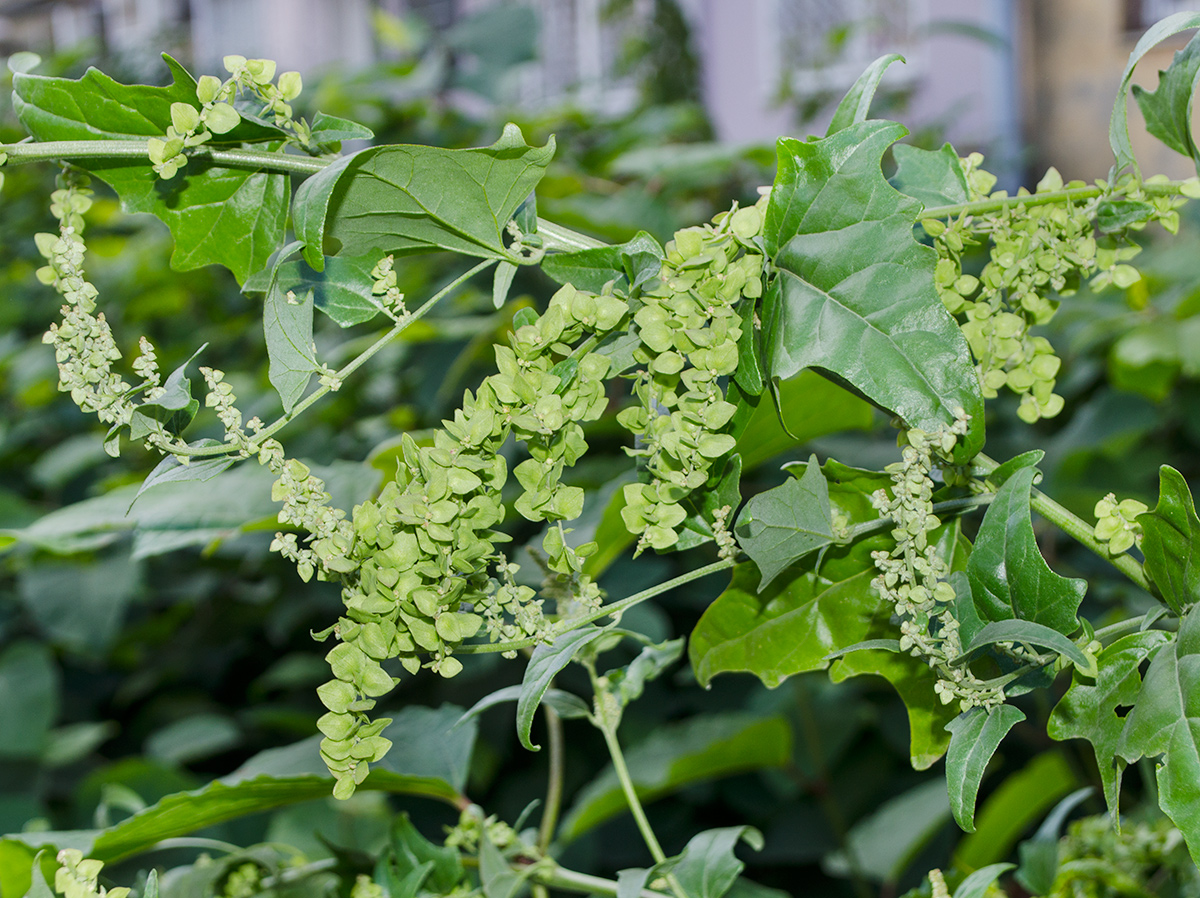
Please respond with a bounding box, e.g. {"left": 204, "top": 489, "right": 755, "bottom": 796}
{"left": 2, "top": 3, "right": 1200, "bottom": 897}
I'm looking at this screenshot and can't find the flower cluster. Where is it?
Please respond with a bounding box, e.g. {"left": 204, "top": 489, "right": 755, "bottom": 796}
{"left": 1093, "top": 493, "right": 1148, "bottom": 555}
{"left": 54, "top": 850, "right": 129, "bottom": 898}
{"left": 926, "top": 156, "right": 1196, "bottom": 423}
{"left": 868, "top": 411, "right": 1005, "bottom": 712}
{"left": 618, "top": 201, "right": 765, "bottom": 552}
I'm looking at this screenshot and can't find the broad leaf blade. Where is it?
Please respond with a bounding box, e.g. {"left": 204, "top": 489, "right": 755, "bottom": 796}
{"left": 541, "top": 231, "right": 665, "bottom": 293}
{"left": 1133, "top": 32, "right": 1200, "bottom": 168}
{"left": 1109, "top": 12, "right": 1200, "bottom": 176}
{"left": 293, "top": 123, "right": 554, "bottom": 269}
{"left": 734, "top": 455, "right": 834, "bottom": 589}
{"left": 264, "top": 286, "right": 319, "bottom": 413}
{"left": 1116, "top": 610, "right": 1200, "bottom": 862}
{"left": 762, "top": 121, "right": 983, "bottom": 459}
{"left": 945, "top": 705, "right": 1025, "bottom": 832}
{"left": 965, "top": 460, "right": 1086, "bottom": 641}
{"left": 245, "top": 253, "right": 392, "bottom": 327}
{"left": 666, "top": 827, "right": 763, "bottom": 898}
{"left": 558, "top": 713, "right": 791, "bottom": 842}
{"left": 962, "top": 619, "right": 1091, "bottom": 670}
{"left": 891, "top": 143, "right": 970, "bottom": 209}
{"left": 1139, "top": 464, "right": 1200, "bottom": 614}
{"left": 827, "top": 53, "right": 906, "bottom": 136}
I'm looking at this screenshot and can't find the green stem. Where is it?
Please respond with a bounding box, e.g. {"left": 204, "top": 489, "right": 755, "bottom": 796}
{"left": 537, "top": 704, "right": 565, "bottom": 855}
{"left": 587, "top": 665, "right": 688, "bottom": 898}
{"left": 842, "top": 493, "right": 994, "bottom": 544}
{"left": 974, "top": 454, "right": 1154, "bottom": 594}
{"left": 457, "top": 557, "right": 737, "bottom": 656}
{"left": 161, "top": 259, "right": 495, "bottom": 459}
{"left": 534, "top": 863, "right": 672, "bottom": 898}
{"left": 923, "top": 179, "right": 1194, "bottom": 220}
{"left": 1, "top": 139, "right": 329, "bottom": 175}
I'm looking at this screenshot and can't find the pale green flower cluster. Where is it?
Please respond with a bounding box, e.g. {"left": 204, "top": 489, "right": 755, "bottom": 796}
{"left": 1093, "top": 493, "right": 1148, "bottom": 555}
{"left": 54, "top": 850, "right": 128, "bottom": 898}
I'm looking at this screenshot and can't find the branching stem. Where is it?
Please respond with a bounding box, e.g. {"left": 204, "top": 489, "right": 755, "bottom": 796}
{"left": 923, "top": 179, "right": 1194, "bottom": 220}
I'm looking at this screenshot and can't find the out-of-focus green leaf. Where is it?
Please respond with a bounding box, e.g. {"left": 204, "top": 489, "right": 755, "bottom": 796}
{"left": 1109, "top": 11, "right": 1200, "bottom": 176}
{"left": 952, "top": 864, "right": 1015, "bottom": 898}
{"left": 823, "top": 779, "right": 950, "bottom": 882}
{"left": 891, "top": 143, "right": 970, "bottom": 209}
{"left": 1139, "top": 465, "right": 1200, "bottom": 614}
{"left": 762, "top": 121, "right": 983, "bottom": 460}
{"left": 0, "top": 643, "right": 58, "bottom": 759}
{"left": 293, "top": 123, "right": 554, "bottom": 269}
{"left": 309, "top": 111, "right": 375, "bottom": 143}
{"left": 145, "top": 714, "right": 240, "bottom": 766}
{"left": 1133, "top": 31, "right": 1200, "bottom": 169}
{"left": 733, "top": 456, "right": 835, "bottom": 590}
{"left": 945, "top": 704, "right": 1025, "bottom": 832}
{"left": 17, "top": 555, "right": 139, "bottom": 654}
{"left": 558, "top": 713, "right": 791, "bottom": 842}
{"left": 1116, "top": 610, "right": 1200, "bottom": 862}
{"left": 953, "top": 751, "right": 1078, "bottom": 871}
{"left": 826, "top": 53, "right": 906, "bottom": 135}
{"left": 965, "top": 458, "right": 1086, "bottom": 641}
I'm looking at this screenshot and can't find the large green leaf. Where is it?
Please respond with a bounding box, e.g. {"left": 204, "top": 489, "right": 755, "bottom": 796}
{"left": 1133, "top": 31, "right": 1200, "bottom": 169}
{"left": 1116, "top": 610, "right": 1200, "bottom": 862}
{"left": 964, "top": 458, "right": 1086, "bottom": 641}
{"left": 12, "top": 57, "right": 287, "bottom": 283}
{"left": 734, "top": 456, "right": 835, "bottom": 590}
{"left": 516, "top": 626, "right": 609, "bottom": 751}
{"left": 945, "top": 704, "right": 1026, "bottom": 832}
{"left": 243, "top": 252, "right": 391, "bottom": 327}
{"left": 293, "top": 123, "right": 554, "bottom": 269}
{"left": 2, "top": 461, "right": 379, "bottom": 556}
{"left": 689, "top": 562, "right": 883, "bottom": 689}
{"left": 3, "top": 706, "right": 473, "bottom": 865}
{"left": 558, "top": 713, "right": 791, "bottom": 842}
{"left": 762, "top": 121, "right": 983, "bottom": 460}
{"left": 1139, "top": 465, "right": 1200, "bottom": 614}
{"left": 1109, "top": 12, "right": 1200, "bottom": 176}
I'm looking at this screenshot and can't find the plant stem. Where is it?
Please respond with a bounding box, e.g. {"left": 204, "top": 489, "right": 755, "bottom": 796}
{"left": 1, "top": 139, "right": 329, "bottom": 175}
{"left": 923, "top": 179, "right": 1194, "bottom": 220}
{"left": 537, "top": 704, "right": 565, "bottom": 855}
{"left": 587, "top": 665, "right": 688, "bottom": 898}
{"left": 457, "top": 556, "right": 737, "bottom": 656}
{"left": 534, "top": 863, "right": 672, "bottom": 898}
{"left": 974, "top": 453, "right": 1154, "bottom": 594}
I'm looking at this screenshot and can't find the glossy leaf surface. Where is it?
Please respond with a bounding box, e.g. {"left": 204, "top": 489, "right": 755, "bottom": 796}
{"left": 1139, "top": 464, "right": 1200, "bottom": 614}
{"left": 762, "top": 120, "right": 983, "bottom": 459}
{"left": 517, "top": 626, "right": 609, "bottom": 750}
{"left": 293, "top": 123, "right": 554, "bottom": 269}
{"left": 945, "top": 704, "right": 1025, "bottom": 832}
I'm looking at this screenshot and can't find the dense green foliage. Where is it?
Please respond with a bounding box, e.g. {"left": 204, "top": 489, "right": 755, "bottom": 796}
{"left": 6, "top": 8, "right": 1200, "bottom": 898}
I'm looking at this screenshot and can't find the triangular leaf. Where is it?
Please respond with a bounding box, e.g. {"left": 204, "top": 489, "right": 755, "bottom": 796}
{"left": 1139, "top": 464, "right": 1200, "bottom": 614}
{"left": 762, "top": 121, "right": 983, "bottom": 460}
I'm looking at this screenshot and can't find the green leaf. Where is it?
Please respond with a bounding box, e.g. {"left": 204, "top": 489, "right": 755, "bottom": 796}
{"left": 558, "top": 713, "right": 791, "bottom": 842}
{"left": 309, "top": 111, "right": 375, "bottom": 143}
{"left": 689, "top": 562, "right": 884, "bottom": 689}
{"left": 965, "top": 460, "right": 1086, "bottom": 641}
{"left": 604, "top": 638, "right": 684, "bottom": 709}
{"left": 17, "top": 555, "right": 138, "bottom": 655}
{"left": 293, "top": 123, "right": 554, "bottom": 270}
{"left": 492, "top": 260, "right": 517, "bottom": 309}
{"left": 945, "top": 705, "right": 1025, "bottom": 832}
{"left": 264, "top": 285, "right": 319, "bottom": 413}
{"left": 675, "top": 454, "right": 743, "bottom": 552}
{"left": 953, "top": 751, "right": 1079, "bottom": 871}
{"left": 387, "top": 812, "right": 463, "bottom": 896}
{"left": 244, "top": 252, "right": 392, "bottom": 327}
{"left": 1139, "top": 465, "right": 1200, "bottom": 614}
{"left": 1013, "top": 787, "right": 1093, "bottom": 895}
{"left": 827, "top": 53, "right": 906, "bottom": 135}
{"left": 1096, "top": 198, "right": 1157, "bottom": 232}
{"left": 1109, "top": 12, "right": 1200, "bottom": 176}
{"left": 762, "top": 121, "right": 983, "bottom": 460}
{"left": 952, "top": 864, "right": 1015, "bottom": 898}
{"left": 479, "top": 829, "right": 531, "bottom": 898}
{"left": 126, "top": 345, "right": 206, "bottom": 445}
{"left": 734, "top": 455, "right": 835, "bottom": 589}
{"left": 829, "top": 647, "right": 959, "bottom": 770}
{"left": 665, "top": 827, "right": 763, "bottom": 898}
{"left": 20, "top": 851, "right": 53, "bottom": 898}
{"left": 962, "top": 619, "right": 1091, "bottom": 670}
{"left": 0, "top": 643, "right": 59, "bottom": 759}
{"left": 517, "top": 626, "right": 609, "bottom": 750}
{"left": 891, "top": 142, "right": 970, "bottom": 210}
{"left": 823, "top": 779, "right": 951, "bottom": 883}
{"left": 1048, "top": 631, "right": 1170, "bottom": 816}
{"left": 1133, "top": 31, "right": 1200, "bottom": 169}
{"left": 1116, "top": 610, "right": 1200, "bottom": 862}
{"left": 541, "top": 231, "right": 664, "bottom": 293}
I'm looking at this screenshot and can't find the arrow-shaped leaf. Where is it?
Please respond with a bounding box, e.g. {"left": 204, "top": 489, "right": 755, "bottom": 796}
{"left": 1139, "top": 465, "right": 1200, "bottom": 614}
